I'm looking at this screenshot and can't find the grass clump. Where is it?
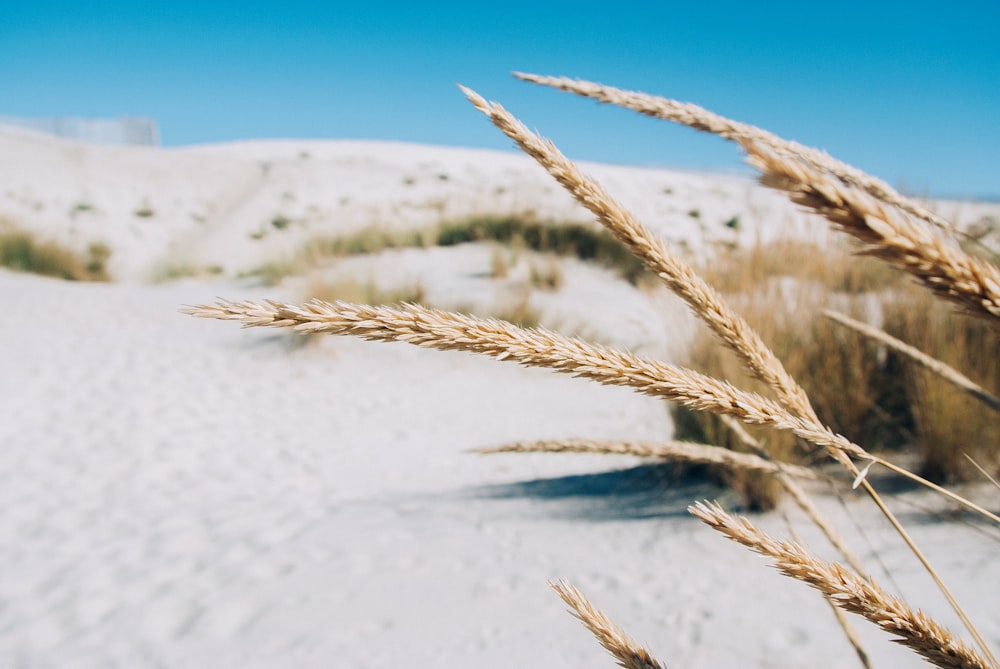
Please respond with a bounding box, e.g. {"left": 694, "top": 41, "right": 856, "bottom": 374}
{"left": 672, "top": 243, "right": 913, "bottom": 509}
{"left": 307, "top": 226, "right": 431, "bottom": 257}
{"left": 250, "top": 215, "right": 648, "bottom": 286}
{"left": 489, "top": 242, "right": 514, "bottom": 279}
{"left": 436, "top": 215, "right": 648, "bottom": 284}
{"left": 151, "top": 262, "right": 224, "bottom": 283}
{"left": 701, "top": 237, "right": 902, "bottom": 295}
{"left": 675, "top": 236, "right": 1000, "bottom": 503}
{"left": 483, "top": 291, "right": 542, "bottom": 328}
{"left": 306, "top": 276, "right": 426, "bottom": 307}
{"left": 528, "top": 253, "right": 564, "bottom": 290}
{"left": 881, "top": 289, "right": 1000, "bottom": 482}
{"left": 0, "top": 227, "right": 110, "bottom": 281}
{"left": 70, "top": 201, "right": 95, "bottom": 216}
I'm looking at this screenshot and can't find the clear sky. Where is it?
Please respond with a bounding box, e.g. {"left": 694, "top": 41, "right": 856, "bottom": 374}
{"left": 3, "top": 1, "right": 998, "bottom": 199}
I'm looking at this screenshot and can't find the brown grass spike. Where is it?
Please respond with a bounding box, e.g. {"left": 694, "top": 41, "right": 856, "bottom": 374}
{"left": 513, "top": 72, "right": 952, "bottom": 234}
{"left": 690, "top": 501, "right": 992, "bottom": 669}
{"left": 550, "top": 580, "right": 669, "bottom": 669}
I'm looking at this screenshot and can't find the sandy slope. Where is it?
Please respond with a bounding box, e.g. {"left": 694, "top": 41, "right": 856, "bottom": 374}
{"left": 0, "top": 123, "right": 861, "bottom": 281}
{"left": 5, "top": 124, "right": 997, "bottom": 284}
{"left": 1, "top": 270, "right": 997, "bottom": 668}
{"left": 2, "top": 128, "right": 999, "bottom": 667}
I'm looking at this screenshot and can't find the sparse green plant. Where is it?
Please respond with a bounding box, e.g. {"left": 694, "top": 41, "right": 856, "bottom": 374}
{"left": 70, "top": 201, "right": 94, "bottom": 216}
{"left": 306, "top": 225, "right": 428, "bottom": 257}
{"left": 134, "top": 203, "right": 155, "bottom": 218}
{"left": 85, "top": 242, "right": 111, "bottom": 278}
{"left": 151, "top": 262, "right": 225, "bottom": 283}
{"left": 248, "top": 216, "right": 649, "bottom": 286}
{"left": 0, "top": 225, "right": 110, "bottom": 281}
{"left": 436, "top": 215, "right": 649, "bottom": 283}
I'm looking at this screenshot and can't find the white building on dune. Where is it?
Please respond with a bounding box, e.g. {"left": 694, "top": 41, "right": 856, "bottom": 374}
{"left": 0, "top": 116, "right": 159, "bottom": 146}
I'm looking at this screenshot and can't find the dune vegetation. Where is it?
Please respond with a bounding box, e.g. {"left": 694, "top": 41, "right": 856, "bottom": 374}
{"left": 247, "top": 213, "right": 650, "bottom": 287}
{"left": 0, "top": 223, "right": 111, "bottom": 281}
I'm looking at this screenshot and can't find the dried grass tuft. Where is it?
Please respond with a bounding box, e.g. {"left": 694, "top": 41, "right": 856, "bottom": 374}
{"left": 0, "top": 225, "right": 110, "bottom": 281}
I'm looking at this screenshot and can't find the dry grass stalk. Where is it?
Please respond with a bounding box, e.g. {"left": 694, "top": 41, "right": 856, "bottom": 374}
{"left": 721, "top": 414, "right": 877, "bottom": 669}
{"left": 184, "top": 298, "right": 879, "bottom": 459}
{"left": 690, "top": 501, "right": 991, "bottom": 669}
{"left": 550, "top": 580, "right": 668, "bottom": 669}
{"left": 513, "top": 72, "right": 951, "bottom": 234}
{"left": 829, "top": 598, "right": 874, "bottom": 669}
{"left": 964, "top": 454, "right": 1000, "bottom": 492}
{"left": 745, "top": 141, "right": 1000, "bottom": 322}
{"left": 475, "top": 437, "right": 818, "bottom": 479}
{"left": 824, "top": 309, "right": 1000, "bottom": 413}
{"left": 786, "top": 522, "right": 873, "bottom": 669}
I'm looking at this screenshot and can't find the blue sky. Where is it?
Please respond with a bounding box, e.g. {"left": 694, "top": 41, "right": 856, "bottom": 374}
{"left": 2, "top": 1, "right": 998, "bottom": 198}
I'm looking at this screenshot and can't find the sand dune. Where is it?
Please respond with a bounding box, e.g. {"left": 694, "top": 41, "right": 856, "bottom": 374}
{"left": 2, "top": 127, "right": 999, "bottom": 667}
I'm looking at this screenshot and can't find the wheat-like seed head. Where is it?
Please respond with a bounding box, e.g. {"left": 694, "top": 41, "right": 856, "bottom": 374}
{"left": 513, "top": 72, "right": 953, "bottom": 234}
{"left": 475, "top": 437, "right": 819, "bottom": 479}
{"left": 550, "top": 580, "right": 669, "bottom": 669}
{"left": 185, "top": 298, "right": 871, "bottom": 460}
{"left": 745, "top": 142, "right": 1000, "bottom": 323}
{"left": 690, "top": 501, "right": 992, "bottom": 669}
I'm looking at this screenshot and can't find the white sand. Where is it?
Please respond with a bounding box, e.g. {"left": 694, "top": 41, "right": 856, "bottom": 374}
{"left": 1, "top": 127, "right": 998, "bottom": 668}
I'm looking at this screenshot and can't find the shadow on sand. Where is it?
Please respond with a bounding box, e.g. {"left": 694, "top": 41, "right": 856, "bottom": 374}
{"left": 465, "top": 463, "right": 729, "bottom": 522}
